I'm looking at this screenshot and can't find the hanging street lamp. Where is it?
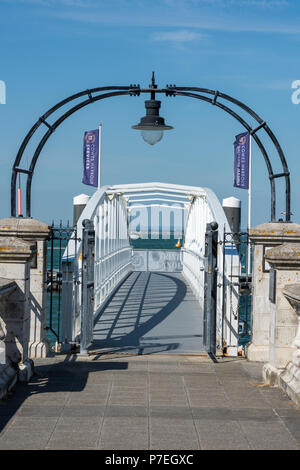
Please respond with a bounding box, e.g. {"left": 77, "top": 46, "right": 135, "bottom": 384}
{"left": 131, "top": 72, "right": 173, "bottom": 145}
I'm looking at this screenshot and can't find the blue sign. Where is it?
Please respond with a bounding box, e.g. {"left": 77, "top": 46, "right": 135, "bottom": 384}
{"left": 234, "top": 132, "right": 250, "bottom": 190}
{"left": 82, "top": 129, "right": 99, "bottom": 187}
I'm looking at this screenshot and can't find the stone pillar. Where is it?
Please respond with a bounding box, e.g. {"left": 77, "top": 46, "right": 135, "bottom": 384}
{"left": 247, "top": 222, "right": 300, "bottom": 362}
{"left": 263, "top": 244, "right": 300, "bottom": 385}
{"left": 0, "top": 237, "right": 35, "bottom": 382}
{"left": 0, "top": 218, "right": 51, "bottom": 358}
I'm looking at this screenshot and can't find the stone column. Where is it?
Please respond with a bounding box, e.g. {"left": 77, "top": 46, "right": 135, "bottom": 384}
{"left": 0, "top": 218, "right": 51, "bottom": 358}
{"left": 247, "top": 222, "right": 300, "bottom": 362}
{"left": 0, "top": 237, "right": 35, "bottom": 382}
{"left": 263, "top": 243, "right": 300, "bottom": 385}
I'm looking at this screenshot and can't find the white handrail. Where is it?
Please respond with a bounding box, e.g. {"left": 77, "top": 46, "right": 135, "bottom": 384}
{"left": 61, "top": 187, "right": 132, "bottom": 345}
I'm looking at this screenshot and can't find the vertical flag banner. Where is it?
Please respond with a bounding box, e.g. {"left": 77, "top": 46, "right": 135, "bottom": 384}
{"left": 82, "top": 129, "right": 99, "bottom": 187}
{"left": 233, "top": 132, "right": 250, "bottom": 189}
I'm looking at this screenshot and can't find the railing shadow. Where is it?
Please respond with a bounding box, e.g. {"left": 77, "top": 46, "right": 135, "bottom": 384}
{"left": 91, "top": 272, "right": 192, "bottom": 354}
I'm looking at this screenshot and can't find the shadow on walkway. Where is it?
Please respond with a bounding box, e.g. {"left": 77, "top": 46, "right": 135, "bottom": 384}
{"left": 0, "top": 356, "right": 128, "bottom": 433}
{"left": 91, "top": 272, "right": 199, "bottom": 355}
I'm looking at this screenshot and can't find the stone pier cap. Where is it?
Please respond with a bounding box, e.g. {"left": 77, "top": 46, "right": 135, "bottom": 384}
{"left": 249, "top": 222, "right": 300, "bottom": 244}
{"left": 265, "top": 243, "right": 300, "bottom": 270}
{"left": 0, "top": 237, "right": 36, "bottom": 263}
{"left": 0, "top": 218, "right": 50, "bottom": 239}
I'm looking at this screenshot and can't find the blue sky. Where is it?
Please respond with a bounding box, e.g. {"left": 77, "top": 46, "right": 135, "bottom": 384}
{"left": 0, "top": 0, "right": 300, "bottom": 227}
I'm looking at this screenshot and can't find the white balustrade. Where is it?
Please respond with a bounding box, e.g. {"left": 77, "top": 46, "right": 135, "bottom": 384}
{"left": 182, "top": 192, "right": 240, "bottom": 356}
{"left": 61, "top": 186, "right": 132, "bottom": 346}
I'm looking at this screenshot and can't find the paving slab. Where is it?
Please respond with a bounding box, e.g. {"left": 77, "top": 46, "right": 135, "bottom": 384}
{"left": 0, "top": 354, "right": 300, "bottom": 449}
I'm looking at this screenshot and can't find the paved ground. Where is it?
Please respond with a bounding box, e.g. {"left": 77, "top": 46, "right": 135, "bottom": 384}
{"left": 0, "top": 354, "right": 300, "bottom": 450}
{"left": 92, "top": 272, "right": 204, "bottom": 355}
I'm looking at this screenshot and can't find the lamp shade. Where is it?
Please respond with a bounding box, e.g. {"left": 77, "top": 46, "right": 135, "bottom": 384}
{"left": 132, "top": 99, "right": 173, "bottom": 145}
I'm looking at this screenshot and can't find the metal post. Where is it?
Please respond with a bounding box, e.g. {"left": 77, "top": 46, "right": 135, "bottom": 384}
{"left": 203, "top": 221, "right": 218, "bottom": 355}
{"left": 98, "top": 123, "right": 102, "bottom": 189}
{"left": 247, "top": 133, "right": 252, "bottom": 272}
{"left": 80, "top": 219, "right": 95, "bottom": 355}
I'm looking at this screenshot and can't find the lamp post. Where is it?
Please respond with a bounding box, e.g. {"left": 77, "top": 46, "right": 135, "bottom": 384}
{"left": 131, "top": 72, "right": 173, "bottom": 145}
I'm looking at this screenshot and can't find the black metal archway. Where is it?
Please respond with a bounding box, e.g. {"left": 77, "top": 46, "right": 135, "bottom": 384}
{"left": 11, "top": 80, "right": 291, "bottom": 221}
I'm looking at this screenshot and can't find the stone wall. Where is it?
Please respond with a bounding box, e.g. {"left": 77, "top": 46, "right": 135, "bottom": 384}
{"left": 247, "top": 222, "right": 300, "bottom": 362}
{"left": 0, "top": 237, "right": 36, "bottom": 398}
{"left": 0, "top": 218, "right": 50, "bottom": 358}
{"left": 260, "top": 244, "right": 300, "bottom": 406}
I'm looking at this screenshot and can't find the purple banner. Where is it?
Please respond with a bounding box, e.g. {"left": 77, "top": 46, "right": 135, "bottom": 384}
{"left": 234, "top": 132, "right": 249, "bottom": 190}
{"left": 82, "top": 129, "right": 99, "bottom": 187}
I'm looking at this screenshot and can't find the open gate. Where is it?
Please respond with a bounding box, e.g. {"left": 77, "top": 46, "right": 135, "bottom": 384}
{"left": 47, "top": 223, "right": 79, "bottom": 347}
{"left": 222, "top": 230, "right": 252, "bottom": 352}
{"left": 203, "top": 223, "right": 252, "bottom": 357}
{"left": 80, "top": 219, "right": 95, "bottom": 354}
{"left": 203, "top": 222, "right": 218, "bottom": 356}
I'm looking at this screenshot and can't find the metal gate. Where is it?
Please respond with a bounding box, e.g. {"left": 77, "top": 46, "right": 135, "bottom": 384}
{"left": 221, "top": 231, "right": 252, "bottom": 353}
{"left": 203, "top": 222, "right": 218, "bottom": 355}
{"left": 203, "top": 224, "right": 252, "bottom": 356}
{"left": 47, "top": 223, "right": 79, "bottom": 347}
{"left": 80, "top": 219, "right": 95, "bottom": 354}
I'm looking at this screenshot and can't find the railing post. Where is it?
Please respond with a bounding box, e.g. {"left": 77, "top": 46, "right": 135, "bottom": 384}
{"left": 80, "top": 219, "right": 95, "bottom": 355}
{"left": 203, "top": 222, "right": 218, "bottom": 355}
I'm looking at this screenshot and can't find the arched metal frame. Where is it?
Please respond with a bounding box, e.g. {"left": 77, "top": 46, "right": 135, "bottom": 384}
{"left": 11, "top": 83, "right": 291, "bottom": 221}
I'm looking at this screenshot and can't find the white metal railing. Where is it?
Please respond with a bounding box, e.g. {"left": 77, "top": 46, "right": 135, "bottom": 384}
{"left": 93, "top": 194, "right": 132, "bottom": 314}
{"left": 61, "top": 187, "right": 132, "bottom": 347}
{"left": 181, "top": 248, "right": 205, "bottom": 301}
{"left": 182, "top": 195, "right": 209, "bottom": 304}
{"left": 182, "top": 192, "right": 240, "bottom": 356}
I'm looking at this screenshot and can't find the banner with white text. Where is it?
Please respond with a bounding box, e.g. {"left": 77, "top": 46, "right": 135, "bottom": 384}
{"left": 233, "top": 132, "right": 250, "bottom": 190}
{"left": 82, "top": 129, "right": 99, "bottom": 187}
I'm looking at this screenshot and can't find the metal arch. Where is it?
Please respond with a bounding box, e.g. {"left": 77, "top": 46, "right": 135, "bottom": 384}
{"left": 25, "top": 90, "right": 135, "bottom": 217}
{"left": 172, "top": 90, "right": 277, "bottom": 221}
{"left": 11, "top": 81, "right": 290, "bottom": 222}
{"left": 12, "top": 90, "right": 134, "bottom": 217}
{"left": 170, "top": 86, "right": 290, "bottom": 222}
{"left": 12, "top": 86, "right": 134, "bottom": 170}
{"left": 11, "top": 85, "right": 139, "bottom": 217}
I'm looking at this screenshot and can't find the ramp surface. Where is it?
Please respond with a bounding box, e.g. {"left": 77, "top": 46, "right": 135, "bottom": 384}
{"left": 91, "top": 272, "right": 204, "bottom": 355}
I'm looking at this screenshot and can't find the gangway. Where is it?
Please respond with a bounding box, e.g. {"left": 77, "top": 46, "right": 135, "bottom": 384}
{"left": 60, "top": 182, "right": 240, "bottom": 357}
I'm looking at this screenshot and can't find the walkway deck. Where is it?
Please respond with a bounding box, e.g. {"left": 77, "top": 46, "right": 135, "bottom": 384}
{"left": 0, "top": 355, "right": 299, "bottom": 450}
{"left": 91, "top": 272, "right": 204, "bottom": 355}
